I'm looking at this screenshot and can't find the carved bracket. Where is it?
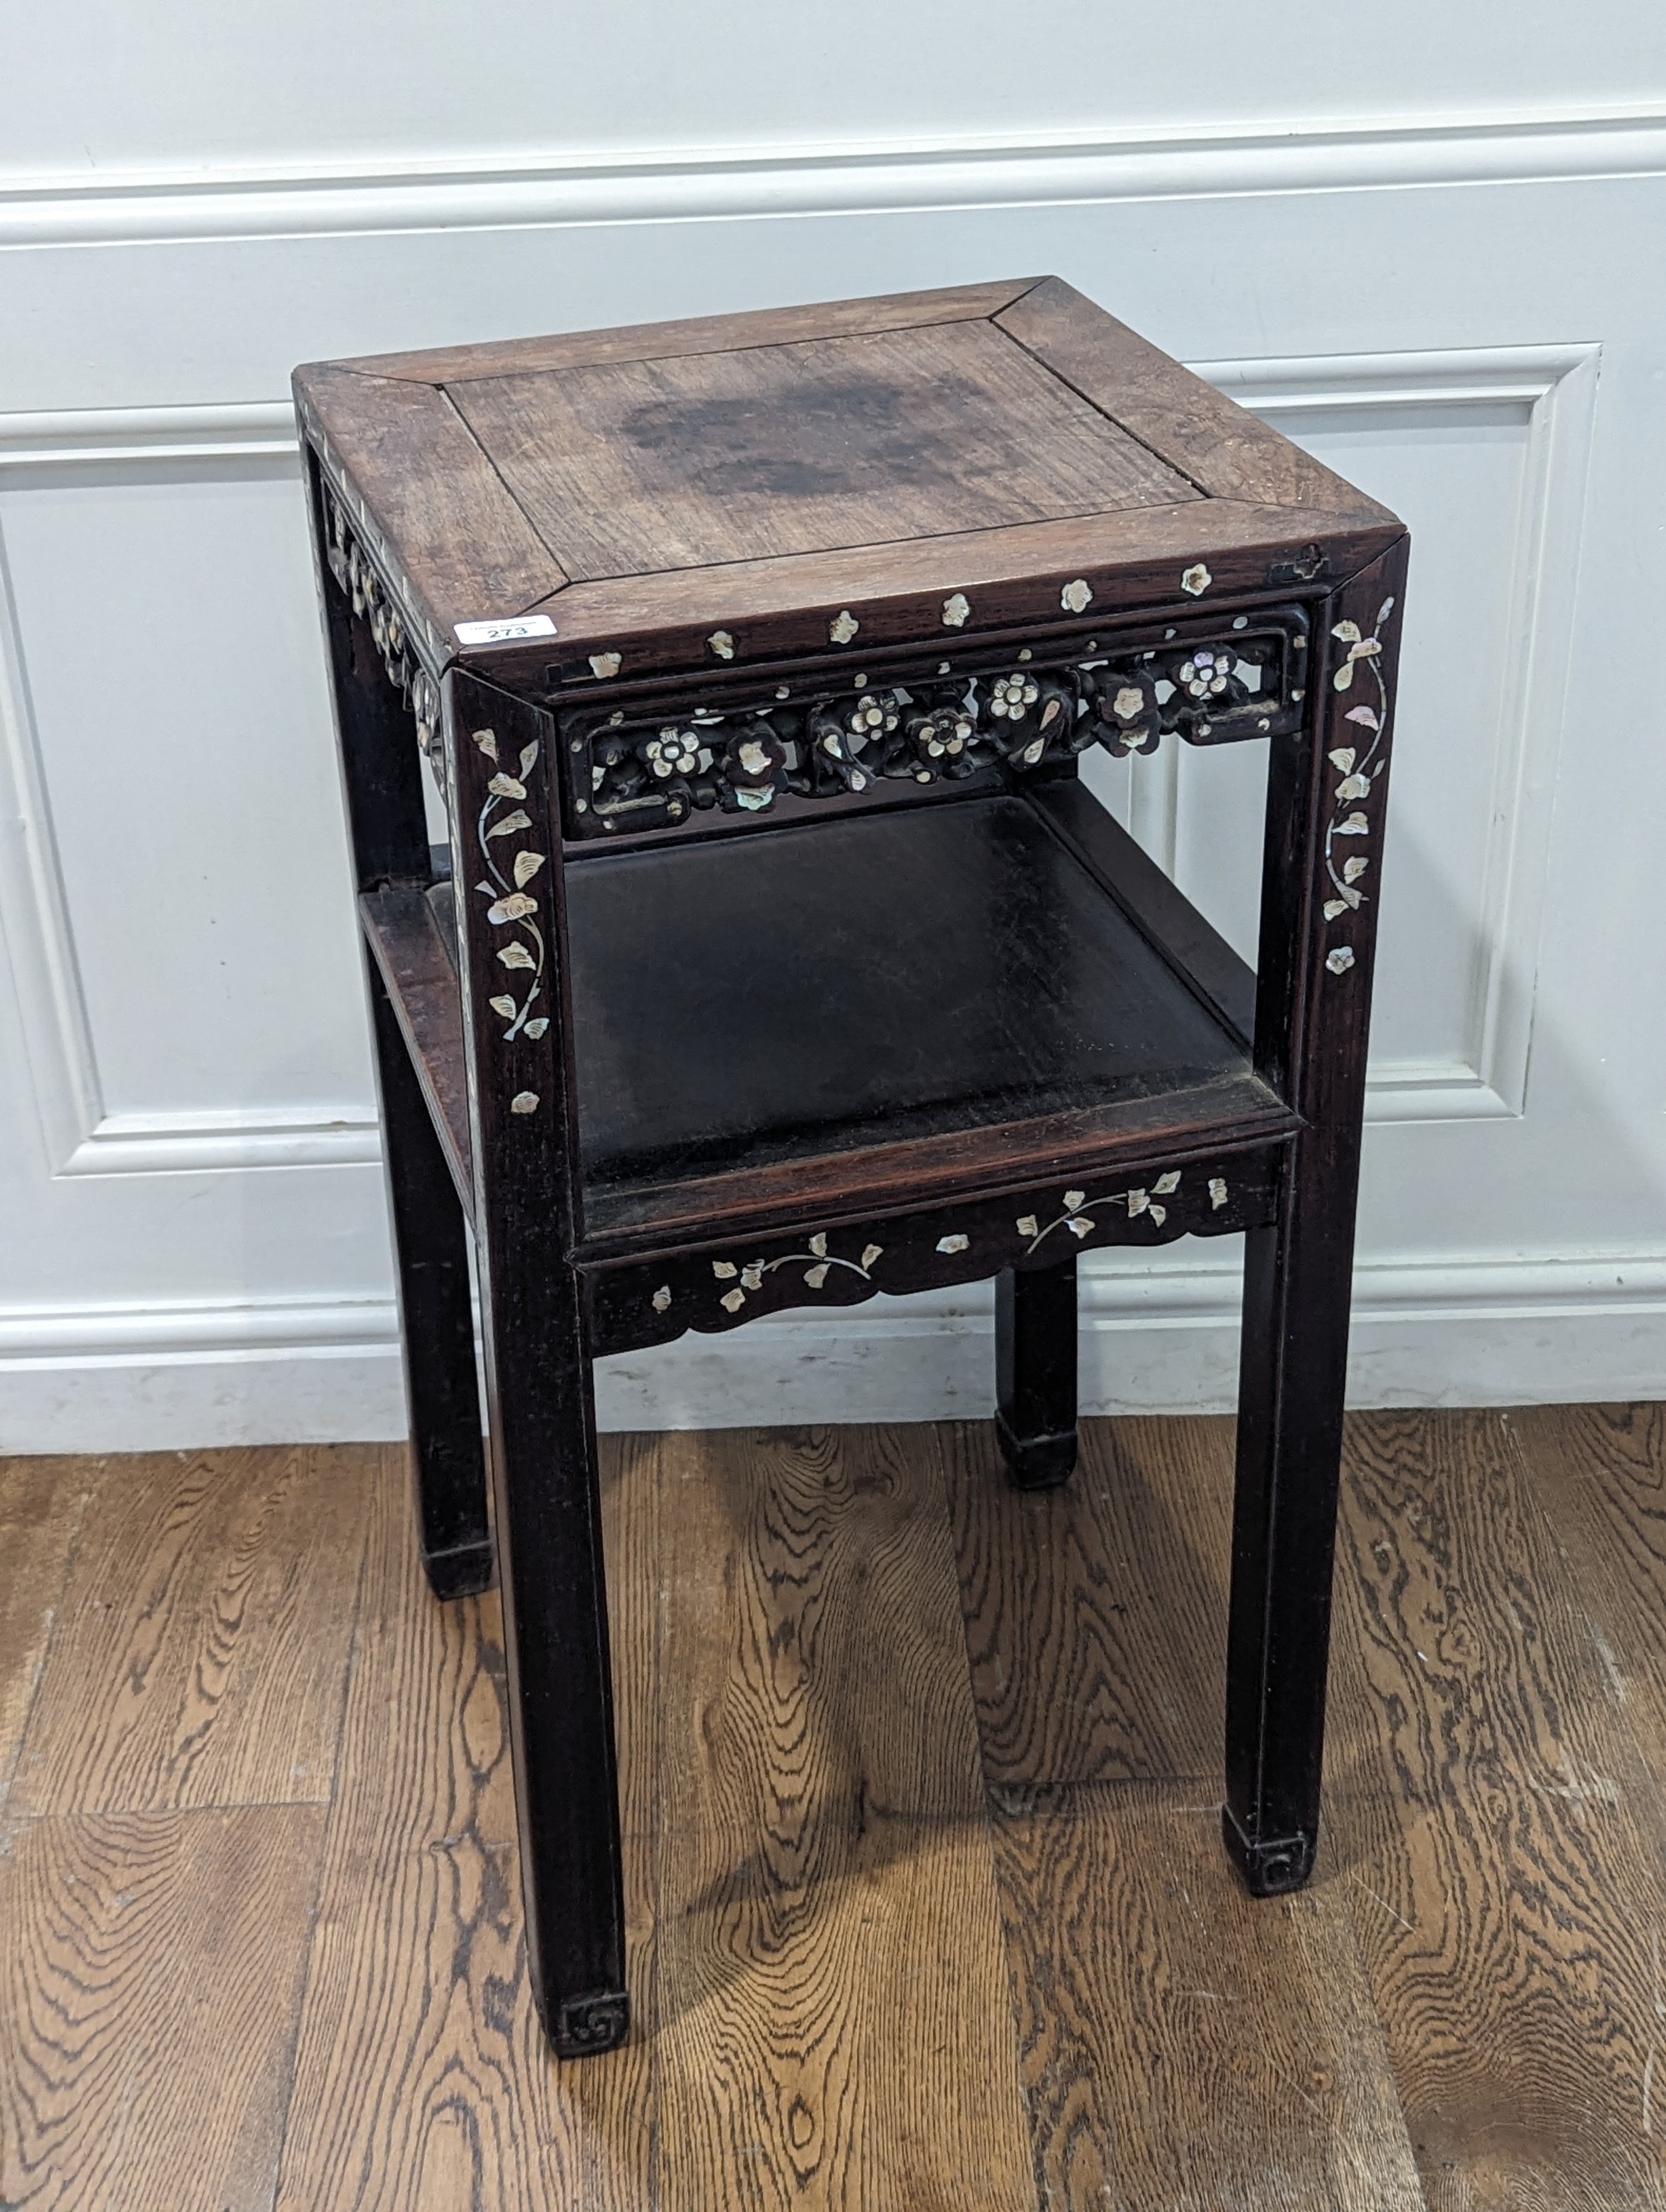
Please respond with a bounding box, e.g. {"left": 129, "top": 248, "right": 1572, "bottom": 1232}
{"left": 587, "top": 1151, "right": 1279, "bottom": 1357}
{"left": 556, "top": 611, "right": 1309, "bottom": 841}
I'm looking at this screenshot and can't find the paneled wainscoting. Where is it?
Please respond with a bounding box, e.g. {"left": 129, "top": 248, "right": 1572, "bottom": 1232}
{"left": 5, "top": 1407, "right": 1665, "bottom": 2208}
{"left": 5, "top": 94, "right": 1665, "bottom": 1447}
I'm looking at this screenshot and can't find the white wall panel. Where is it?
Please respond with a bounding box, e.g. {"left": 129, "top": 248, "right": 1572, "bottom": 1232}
{"left": 1, "top": 34, "right": 1663, "bottom": 1448}
{"left": 0, "top": 447, "right": 374, "bottom": 1171}
{"left": 5, "top": 3, "right": 1664, "bottom": 174}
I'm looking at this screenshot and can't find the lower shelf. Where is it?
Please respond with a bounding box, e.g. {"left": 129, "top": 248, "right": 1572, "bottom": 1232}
{"left": 361, "top": 793, "right": 1299, "bottom": 1260}
{"left": 361, "top": 886, "right": 474, "bottom": 1209}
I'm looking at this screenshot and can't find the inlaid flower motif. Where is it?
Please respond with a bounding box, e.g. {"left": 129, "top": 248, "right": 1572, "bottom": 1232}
{"left": 720, "top": 722, "right": 789, "bottom": 812}
{"left": 1061, "top": 578, "right": 1093, "bottom": 614}
{"left": 942, "top": 592, "right": 972, "bottom": 628}
{"left": 1178, "top": 647, "right": 1236, "bottom": 701}
{"left": 1181, "top": 564, "right": 1212, "bottom": 596}
{"left": 1093, "top": 666, "right": 1161, "bottom": 756}
{"left": 830, "top": 610, "right": 860, "bottom": 644}
{"left": 644, "top": 726, "right": 700, "bottom": 779}
{"left": 988, "top": 672, "right": 1040, "bottom": 720}
{"left": 909, "top": 704, "right": 976, "bottom": 765}
{"left": 841, "top": 692, "right": 902, "bottom": 743}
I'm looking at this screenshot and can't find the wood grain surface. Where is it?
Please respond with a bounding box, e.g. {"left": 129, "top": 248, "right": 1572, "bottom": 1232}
{"left": 946, "top": 1414, "right": 1231, "bottom": 1787}
{"left": 648, "top": 1425, "right": 1034, "bottom": 2210}
{"left": 446, "top": 320, "right": 1196, "bottom": 581}
{"left": 0, "top": 1804, "right": 325, "bottom": 2211}
{"left": 516, "top": 498, "right": 1396, "bottom": 680}
{"left": 1509, "top": 1403, "right": 1666, "bottom": 1747}
{"left": 12, "top": 1446, "right": 373, "bottom": 1817}
{"left": 9, "top": 1413, "right": 1666, "bottom": 2207}
{"left": 1329, "top": 1410, "right": 1666, "bottom": 2211}
{"left": 272, "top": 1434, "right": 659, "bottom": 2211}
{"left": 995, "top": 278, "right": 1395, "bottom": 522}
{"left": 988, "top": 1785, "right": 1425, "bottom": 2209}
{"left": 293, "top": 366, "right": 570, "bottom": 634}
{"left": 0, "top": 1456, "right": 99, "bottom": 1803}
{"left": 343, "top": 277, "right": 1046, "bottom": 385}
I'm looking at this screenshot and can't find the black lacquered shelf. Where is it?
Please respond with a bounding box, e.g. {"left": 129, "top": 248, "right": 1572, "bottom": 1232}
{"left": 363, "top": 790, "right": 1295, "bottom": 1259}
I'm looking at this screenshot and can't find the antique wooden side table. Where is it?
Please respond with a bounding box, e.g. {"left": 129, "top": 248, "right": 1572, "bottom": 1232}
{"left": 294, "top": 278, "right": 1407, "bottom": 2055}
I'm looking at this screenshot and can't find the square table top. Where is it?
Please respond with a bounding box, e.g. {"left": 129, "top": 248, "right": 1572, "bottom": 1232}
{"left": 295, "top": 277, "right": 1399, "bottom": 688}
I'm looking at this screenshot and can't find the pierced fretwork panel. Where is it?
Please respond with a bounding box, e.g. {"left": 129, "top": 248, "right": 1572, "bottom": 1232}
{"left": 556, "top": 608, "right": 1310, "bottom": 842}
{"left": 319, "top": 488, "right": 446, "bottom": 796}
{"left": 586, "top": 1149, "right": 1279, "bottom": 1357}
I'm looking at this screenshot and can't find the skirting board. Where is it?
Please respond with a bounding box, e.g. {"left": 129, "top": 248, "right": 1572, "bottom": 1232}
{"left": 2, "top": 1252, "right": 1662, "bottom": 1455}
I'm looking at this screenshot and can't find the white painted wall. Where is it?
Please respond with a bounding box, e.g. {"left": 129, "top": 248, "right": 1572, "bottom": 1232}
{"left": 3, "top": 9, "right": 1664, "bottom": 1450}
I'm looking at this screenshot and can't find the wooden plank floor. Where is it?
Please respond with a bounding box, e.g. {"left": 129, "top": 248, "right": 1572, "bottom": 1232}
{"left": 3, "top": 1411, "right": 1665, "bottom": 2208}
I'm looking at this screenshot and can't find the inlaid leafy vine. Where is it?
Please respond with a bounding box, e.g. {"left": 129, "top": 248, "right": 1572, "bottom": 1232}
{"left": 1321, "top": 594, "right": 1395, "bottom": 977}
{"left": 1017, "top": 1169, "right": 1228, "bottom": 1254}
{"left": 656, "top": 1171, "right": 1242, "bottom": 1317}
{"left": 694, "top": 1231, "right": 886, "bottom": 1316}
{"left": 472, "top": 728, "right": 549, "bottom": 1063}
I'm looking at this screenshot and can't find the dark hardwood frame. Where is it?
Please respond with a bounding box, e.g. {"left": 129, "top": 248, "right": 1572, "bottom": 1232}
{"left": 297, "top": 284, "right": 1407, "bottom": 2055}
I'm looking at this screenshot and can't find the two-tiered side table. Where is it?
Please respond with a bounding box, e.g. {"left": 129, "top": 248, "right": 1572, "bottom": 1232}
{"left": 294, "top": 278, "right": 1407, "bottom": 2055}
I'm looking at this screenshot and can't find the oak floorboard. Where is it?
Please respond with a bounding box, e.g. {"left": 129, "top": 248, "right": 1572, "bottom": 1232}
{"left": 944, "top": 1414, "right": 1232, "bottom": 1786}
{"left": 1328, "top": 1410, "right": 1666, "bottom": 2211}
{"left": 951, "top": 1415, "right": 1419, "bottom": 2206}
{"left": 13, "top": 1445, "right": 374, "bottom": 1816}
{"left": 988, "top": 1784, "right": 1425, "bottom": 2209}
{"left": 272, "top": 1437, "right": 658, "bottom": 2212}
{"left": 1505, "top": 1403, "right": 1666, "bottom": 1756}
{"left": 0, "top": 1457, "right": 101, "bottom": 1805}
{"left": 649, "top": 1424, "right": 1034, "bottom": 2211}
{"left": 0, "top": 1804, "right": 325, "bottom": 2211}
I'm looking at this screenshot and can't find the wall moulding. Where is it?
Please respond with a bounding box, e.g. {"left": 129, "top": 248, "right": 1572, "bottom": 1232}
{"left": 3, "top": 1247, "right": 1663, "bottom": 1454}
{"left": 1152, "top": 341, "right": 1597, "bottom": 1125}
{"left": 1, "top": 103, "right": 1664, "bottom": 250}
{"left": 0, "top": 337, "right": 1598, "bottom": 1180}
{"left": 0, "top": 401, "right": 377, "bottom": 1177}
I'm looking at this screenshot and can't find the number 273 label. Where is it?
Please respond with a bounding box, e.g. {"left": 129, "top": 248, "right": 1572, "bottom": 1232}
{"left": 453, "top": 614, "right": 558, "bottom": 646}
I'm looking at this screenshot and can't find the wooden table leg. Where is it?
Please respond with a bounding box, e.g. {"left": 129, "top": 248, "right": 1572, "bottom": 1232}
{"left": 367, "top": 951, "right": 492, "bottom": 1598}
{"left": 478, "top": 1259, "right": 628, "bottom": 2053}
{"left": 307, "top": 447, "right": 493, "bottom": 1606}
{"left": 995, "top": 1256, "right": 1079, "bottom": 1490}
{"left": 446, "top": 667, "right": 628, "bottom": 2054}
{"left": 1222, "top": 540, "right": 1406, "bottom": 1894}
{"left": 1220, "top": 1141, "right": 1354, "bottom": 1894}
